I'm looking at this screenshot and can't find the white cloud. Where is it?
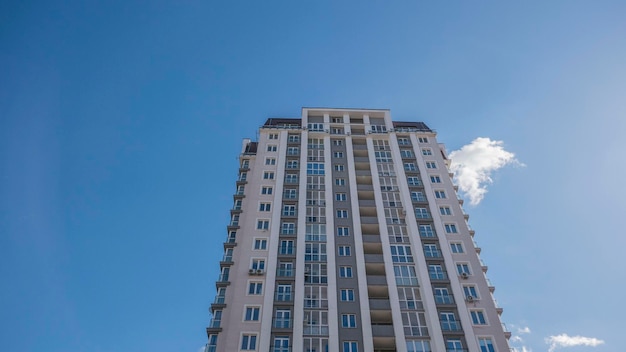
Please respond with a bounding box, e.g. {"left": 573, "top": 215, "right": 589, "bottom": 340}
{"left": 518, "top": 326, "right": 532, "bottom": 334}
{"left": 449, "top": 137, "right": 523, "bottom": 205}
{"left": 546, "top": 334, "right": 605, "bottom": 352}
{"left": 510, "top": 336, "right": 524, "bottom": 343}
{"left": 511, "top": 347, "right": 532, "bottom": 352}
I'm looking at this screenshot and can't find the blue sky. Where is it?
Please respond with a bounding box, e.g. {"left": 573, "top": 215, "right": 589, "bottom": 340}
{"left": 1, "top": 1, "right": 625, "bottom": 351}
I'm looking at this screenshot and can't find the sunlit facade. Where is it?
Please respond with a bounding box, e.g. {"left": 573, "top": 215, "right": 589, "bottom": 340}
{"left": 206, "top": 108, "right": 511, "bottom": 352}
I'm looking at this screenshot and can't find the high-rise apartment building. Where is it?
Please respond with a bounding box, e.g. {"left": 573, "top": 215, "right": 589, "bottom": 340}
{"left": 206, "top": 108, "right": 511, "bottom": 352}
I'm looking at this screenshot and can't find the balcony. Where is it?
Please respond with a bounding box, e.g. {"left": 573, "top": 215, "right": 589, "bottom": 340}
{"left": 369, "top": 299, "right": 391, "bottom": 310}
{"left": 272, "top": 318, "right": 293, "bottom": 329}
{"left": 435, "top": 295, "right": 455, "bottom": 305}
{"left": 275, "top": 293, "right": 293, "bottom": 302}
{"left": 371, "top": 324, "right": 395, "bottom": 337}
{"left": 303, "top": 326, "right": 329, "bottom": 335}
{"left": 441, "top": 321, "right": 462, "bottom": 332}
{"left": 277, "top": 269, "right": 294, "bottom": 277}
{"left": 424, "top": 250, "right": 442, "bottom": 258}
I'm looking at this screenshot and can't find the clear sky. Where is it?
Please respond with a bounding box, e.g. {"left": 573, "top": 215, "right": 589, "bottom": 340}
{"left": 1, "top": 1, "right": 625, "bottom": 351}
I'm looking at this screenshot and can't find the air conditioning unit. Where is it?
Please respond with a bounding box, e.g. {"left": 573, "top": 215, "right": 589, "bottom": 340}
{"left": 249, "top": 269, "right": 256, "bottom": 275}
{"left": 466, "top": 295, "right": 474, "bottom": 302}
{"left": 461, "top": 272, "right": 469, "bottom": 279}
{"left": 256, "top": 269, "right": 265, "bottom": 275}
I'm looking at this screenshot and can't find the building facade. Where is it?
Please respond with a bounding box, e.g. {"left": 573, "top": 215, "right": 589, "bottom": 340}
{"left": 206, "top": 108, "right": 511, "bottom": 352}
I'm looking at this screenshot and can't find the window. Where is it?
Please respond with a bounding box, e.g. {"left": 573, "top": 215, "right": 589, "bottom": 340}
{"left": 418, "top": 137, "right": 428, "bottom": 143}
{"left": 471, "top": 310, "right": 487, "bottom": 325}
{"left": 283, "top": 188, "right": 297, "bottom": 199}
{"left": 402, "top": 311, "right": 428, "bottom": 336}
{"left": 445, "top": 224, "right": 458, "bottom": 233}
{"left": 248, "top": 282, "right": 263, "bottom": 295}
{"left": 391, "top": 245, "right": 414, "bottom": 263}
{"left": 257, "top": 220, "right": 269, "bottom": 230}
{"left": 439, "top": 206, "right": 452, "bottom": 215}
{"left": 241, "top": 334, "right": 257, "bottom": 350}
{"left": 265, "top": 157, "right": 276, "bottom": 165}
{"left": 209, "top": 310, "right": 222, "bottom": 328}
{"left": 285, "top": 173, "right": 298, "bottom": 183}
{"left": 263, "top": 171, "right": 275, "bottom": 180}
{"left": 304, "top": 263, "right": 328, "bottom": 284}
{"left": 450, "top": 242, "right": 464, "bottom": 253}
{"left": 269, "top": 133, "right": 278, "bottom": 140}
{"left": 415, "top": 207, "right": 430, "bottom": 219}
{"left": 251, "top": 259, "right": 265, "bottom": 270}
{"left": 334, "top": 164, "right": 345, "bottom": 171}
{"left": 411, "top": 191, "right": 426, "bottom": 202}
{"left": 428, "top": 264, "right": 446, "bottom": 280}
{"left": 259, "top": 203, "right": 271, "bottom": 212}
{"left": 423, "top": 244, "right": 440, "bottom": 258}
{"left": 308, "top": 123, "right": 324, "bottom": 131}
{"left": 287, "top": 146, "right": 299, "bottom": 155}
{"left": 375, "top": 151, "right": 392, "bottom": 162}
{"left": 275, "top": 284, "right": 292, "bottom": 301}
{"left": 336, "top": 209, "right": 348, "bottom": 218}
{"left": 307, "top": 163, "right": 325, "bottom": 175}
{"left": 421, "top": 148, "right": 432, "bottom": 155}
{"left": 430, "top": 175, "right": 442, "bottom": 183}
{"left": 261, "top": 186, "right": 273, "bottom": 195}
{"left": 236, "top": 185, "right": 245, "bottom": 195}
{"left": 286, "top": 160, "right": 298, "bottom": 169}
{"left": 234, "top": 199, "right": 242, "bottom": 210}
{"left": 343, "top": 341, "right": 358, "bottom": 352}
{"left": 335, "top": 178, "right": 346, "bottom": 186}
{"left": 281, "top": 222, "right": 295, "bottom": 235}
{"left": 337, "top": 227, "right": 350, "bottom": 236}
{"left": 404, "top": 163, "right": 417, "bottom": 171}
{"left": 418, "top": 225, "right": 434, "bottom": 237}
{"left": 277, "top": 262, "right": 293, "bottom": 277}
{"left": 333, "top": 152, "right": 344, "bottom": 158}
{"left": 434, "top": 287, "right": 452, "bottom": 304}
{"left": 434, "top": 190, "right": 447, "bottom": 199}
{"left": 338, "top": 246, "right": 351, "bottom": 256}
{"left": 406, "top": 340, "right": 431, "bottom": 352}
{"left": 456, "top": 263, "right": 471, "bottom": 275}
{"left": 254, "top": 238, "right": 268, "bottom": 250}
{"left": 341, "top": 314, "right": 357, "bottom": 328}
{"left": 333, "top": 139, "right": 343, "bottom": 146}
{"left": 274, "top": 309, "right": 291, "bottom": 328}
{"left": 267, "top": 145, "right": 277, "bottom": 152}
{"left": 275, "top": 238, "right": 292, "bottom": 254}
{"left": 463, "top": 285, "right": 479, "bottom": 299}
{"left": 335, "top": 193, "right": 347, "bottom": 201}
{"left": 331, "top": 127, "right": 344, "bottom": 134}
{"left": 407, "top": 177, "right": 421, "bottom": 186}
{"left": 441, "top": 313, "right": 460, "bottom": 331}
{"left": 398, "top": 137, "right": 410, "bottom": 145}
{"left": 305, "top": 243, "right": 327, "bottom": 262}
{"left": 400, "top": 149, "right": 414, "bottom": 158}
{"left": 371, "top": 125, "right": 387, "bottom": 133}
{"left": 207, "top": 334, "right": 218, "bottom": 351}
{"left": 446, "top": 339, "right": 463, "bottom": 351}
{"left": 426, "top": 161, "right": 437, "bottom": 169}
{"left": 273, "top": 337, "right": 290, "bottom": 352}
{"left": 287, "top": 134, "right": 300, "bottom": 143}
{"left": 394, "top": 265, "right": 418, "bottom": 286}
{"left": 244, "top": 307, "right": 261, "bottom": 321}
{"left": 281, "top": 205, "right": 295, "bottom": 216}
{"left": 340, "top": 289, "right": 355, "bottom": 301}
{"left": 478, "top": 337, "right": 496, "bottom": 352}
{"left": 339, "top": 266, "right": 353, "bottom": 278}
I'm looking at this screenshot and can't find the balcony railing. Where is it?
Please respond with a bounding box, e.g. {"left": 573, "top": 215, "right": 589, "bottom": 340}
{"left": 275, "top": 293, "right": 293, "bottom": 302}
{"left": 272, "top": 318, "right": 293, "bottom": 329}
{"left": 435, "top": 295, "right": 455, "bottom": 304}
{"left": 441, "top": 321, "right": 462, "bottom": 331}
{"left": 303, "top": 326, "right": 329, "bottom": 335}
{"left": 208, "top": 319, "right": 221, "bottom": 328}
{"left": 277, "top": 269, "right": 294, "bottom": 277}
